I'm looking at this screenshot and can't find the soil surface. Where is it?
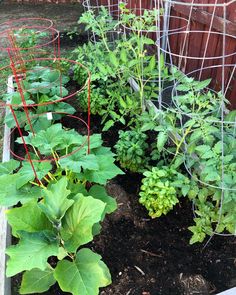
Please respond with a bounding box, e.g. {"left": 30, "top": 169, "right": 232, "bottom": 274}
{"left": 0, "top": 3, "right": 85, "bottom": 33}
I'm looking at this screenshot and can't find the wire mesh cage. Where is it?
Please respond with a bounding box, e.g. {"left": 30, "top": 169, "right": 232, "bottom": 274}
{"left": 0, "top": 18, "right": 91, "bottom": 185}
{"left": 83, "top": 0, "right": 236, "bottom": 242}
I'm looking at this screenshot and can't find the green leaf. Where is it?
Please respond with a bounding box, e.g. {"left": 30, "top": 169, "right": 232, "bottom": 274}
{"left": 60, "top": 194, "right": 105, "bottom": 252}
{"left": 30, "top": 123, "right": 63, "bottom": 154}
{"left": 120, "top": 48, "right": 127, "bottom": 63}
{"left": 181, "top": 185, "right": 190, "bottom": 197}
{"left": 17, "top": 161, "right": 52, "bottom": 187}
{"left": 225, "top": 110, "right": 236, "bottom": 122}
{"left": 20, "top": 266, "right": 56, "bottom": 294}
{"left": 59, "top": 153, "right": 99, "bottom": 173}
{"left": 54, "top": 248, "right": 111, "bottom": 295}
{"left": 0, "top": 174, "right": 37, "bottom": 206}
{"left": 0, "top": 160, "right": 20, "bottom": 176}
{"left": 6, "top": 231, "right": 59, "bottom": 277}
{"left": 89, "top": 134, "right": 103, "bottom": 150}
{"left": 157, "top": 131, "right": 168, "bottom": 152}
{"left": 41, "top": 69, "right": 60, "bottom": 83}
{"left": 102, "top": 120, "right": 114, "bottom": 131}
{"left": 0, "top": 174, "right": 24, "bottom": 207}
{"left": 82, "top": 155, "right": 124, "bottom": 185}
{"left": 204, "top": 172, "right": 220, "bottom": 182}
{"left": 194, "top": 79, "right": 211, "bottom": 91}
{"left": 6, "top": 200, "right": 52, "bottom": 237}
{"left": 109, "top": 52, "right": 119, "bottom": 68}
{"left": 141, "top": 36, "right": 155, "bottom": 45}
{"left": 57, "top": 247, "right": 68, "bottom": 260}
{"left": 39, "top": 177, "right": 74, "bottom": 223}
{"left": 147, "top": 55, "right": 156, "bottom": 72}
{"left": 5, "top": 110, "right": 28, "bottom": 128}
{"left": 89, "top": 185, "right": 117, "bottom": 218}
{"left": 14, "top": 185, "right": 43, "bottom": 205}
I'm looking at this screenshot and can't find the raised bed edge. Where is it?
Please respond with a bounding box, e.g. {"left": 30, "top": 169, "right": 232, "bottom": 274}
{"left": 0, "top": 76, "right": 13, "bottom": 295}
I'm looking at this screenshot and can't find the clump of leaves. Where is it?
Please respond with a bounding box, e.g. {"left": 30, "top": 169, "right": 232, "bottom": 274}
{"left": 0, "top": 130, "right": 123, "bottom": 294}
{"left": 15, "top": 129, "right": 124, "bottom": 185}
{"left": 119, "top": 2, "right": 164, "bottom": 32}
{"left": 115, "top": 129, "right": 149, "bottom": 173}
{"left": 139, "top": 166, "right": 190, "bottom": 218}
{"left": 5, "top": 177, "right": 115, "bottom": 294}
{"left": 4, "top": 66, "right": 73, "bottom": 131}
{"left": 173, "top": 76, "right": 228, "bottom": 118}
{"left": 75, "top": 6, "right": 168, "bottom": 130}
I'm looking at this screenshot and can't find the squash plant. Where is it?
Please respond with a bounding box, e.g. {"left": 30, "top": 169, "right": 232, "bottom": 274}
{"left": 1, "top": 126, "right": 123, "bottom": 294}
{"left": 4, "top": 66, "right": 75, "bottom": 130}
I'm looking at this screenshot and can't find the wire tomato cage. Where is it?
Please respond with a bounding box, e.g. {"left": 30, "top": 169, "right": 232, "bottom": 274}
{"left": 0, "top": 18, "right": 91, "bottom": 184}
{"left": 153, "top": 0, "right": 236, "bottom": 243}
{"left": 85, "top": 0, "right": 236, "bottom": 242}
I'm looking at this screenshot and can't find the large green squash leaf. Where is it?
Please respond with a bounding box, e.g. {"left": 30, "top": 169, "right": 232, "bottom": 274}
{"left": 6, "top": 231, "right": 59, "bottom": 277}
{"left": 89, "top": 185, "right": 117, "bottom": 217}
{"left": 82, "top": 155, "right": 124, "bottom": 184}
{"left": 0, "top": 159, "right": 20, "bottom": 176}
{"left": 30, "top": 123, "right": 63, "bottom": 155}
{"left": 17, "top": 161, "right": 52, "bottom": 187}
{"left": 14, "top": 185, "right": 43, "bottom": 204}
{"left": 20, "top": 266, "right": 56, "bottom": 294}
{"left": 0, "top": 175, "right": 40, "bottom": 206}
{"left": 60, "top": 194, "right": 105, "bottom": 252}
{"left": 0, "top": 174, "right": 20, "bottom": 206}
{"left": 54, "top": 248, "right": 111, "bottom": 295}
{"left": 0, "top": 174, "right": 41, "bottom": 207}
{"left": 6, "top": 200, "right": 52, "bottom": 237}
{"left": 59, "top": 153, "right": 99, "bottom": 173}
{"left": 38, "top": 177, "right": 74, "bottom": 223}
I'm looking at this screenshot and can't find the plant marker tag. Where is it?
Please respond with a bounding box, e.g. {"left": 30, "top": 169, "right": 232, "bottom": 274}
{"left": 47, "top": 112, "right": 53, "bottom": 120}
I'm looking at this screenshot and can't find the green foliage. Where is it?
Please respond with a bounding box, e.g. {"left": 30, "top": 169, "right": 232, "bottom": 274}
{"left": 6, "top": 200, "right": 53, "bottom": 237}
{"left": 139, "top": 166, "right": 190, "bottom": 218}
{"left": 38, "top": 177, "right": 74, "bottom": 223}
{"left": 15, "top": 131, "right": 123, "bottom": 188}
{"left": 0, "top": 159, "right": 20, "bottom": 176}
{"left": 54, "top": 248, "right": 111, "bottom": 295}
{"left": 20, "top": 266, "right": 56, "bottom": 294}
{"left": 74, "top": 6, "right": 169, "bottom": 130}
{"left": 115, "top": 129, "right": 149, "bottom": 172}
{"left": 4, "top": 66, "right": 73, "bottom": 130}
{"left": 60, "top": 194, "right": 106, "bottom": 252}
{"left": 173, "top": 77, "right": 226, "bottom": 117}
{"left": 2, "top": 124, "right": 119, "bottom": 294}
{"left": 17, "top": 129, "right": 123, "bottom": 184}
{"left": 139, "top": 76, "right": 236, "bottom": 243}
{"left": 119, "top": 3, "right": 164, "bottom": 32}
{"left": 5, "top": 172, "right": 116, "bottom": 294}
{"left": 6, "top": 231, "right": 59, "bottom": 277}
{"left": 0, "top": 174, "right": 42, "bottom": 206}
{"left": 13, "top": 28, "right": 48, "bottom": 49}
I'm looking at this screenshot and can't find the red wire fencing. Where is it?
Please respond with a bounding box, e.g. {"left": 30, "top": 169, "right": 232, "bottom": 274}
{"left": 0, "top": 17, "right": 91, "bottom": 183}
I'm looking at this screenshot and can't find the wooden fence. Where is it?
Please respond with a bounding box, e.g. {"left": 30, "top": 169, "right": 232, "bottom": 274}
{"left": 97, "top": 0, "right": 236, "bottom": 108}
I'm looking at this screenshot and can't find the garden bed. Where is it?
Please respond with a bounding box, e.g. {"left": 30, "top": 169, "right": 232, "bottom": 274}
{"left": 9, "top": 114, "right": 236, "bottom": 295}
{"left": 1, "top": 4, "right": 236, "bottom": 295}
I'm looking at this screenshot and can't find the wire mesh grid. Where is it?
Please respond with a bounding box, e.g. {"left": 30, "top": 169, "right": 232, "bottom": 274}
{"left": 83, "top": 0, "right": 236, "bottom": 242}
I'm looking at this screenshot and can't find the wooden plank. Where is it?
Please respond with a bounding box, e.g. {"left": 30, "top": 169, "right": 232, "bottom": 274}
{"left": 217, "top": 287, "right": 236, "bottom": 295}
{"left": 0, "top": 76, "right": 13, "bottom": 295}
{"left": 172, "top": 4, "right": 236, "bottom": 36}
